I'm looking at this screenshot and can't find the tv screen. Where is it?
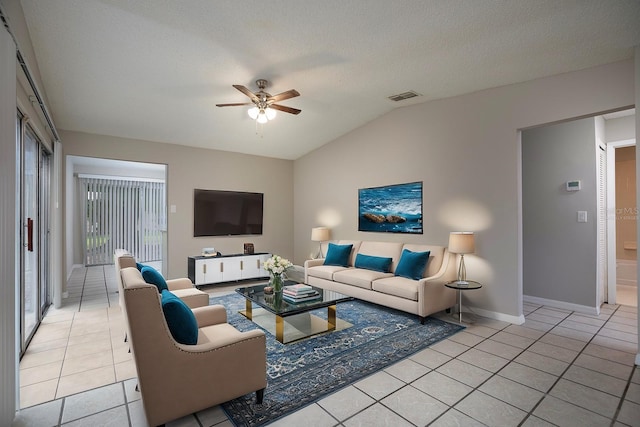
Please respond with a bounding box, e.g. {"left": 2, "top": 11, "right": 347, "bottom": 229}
{"left": 194, "top": 189, "right": 264, "bottom": 237}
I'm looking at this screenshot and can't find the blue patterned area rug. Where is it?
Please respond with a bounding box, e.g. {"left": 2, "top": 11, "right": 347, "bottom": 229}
{"left": 214, "top": 293, "right": 464, "bottom": 427}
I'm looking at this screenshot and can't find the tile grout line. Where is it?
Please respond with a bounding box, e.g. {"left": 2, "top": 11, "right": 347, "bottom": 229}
{"left": 611, "top": 366, "right": 636, "bottom": 427}
{"left": 56, "top": 395, "right": 65, "bottom": 427}
{"left": 77, "top": 266, "right": 88, "bottom": 312}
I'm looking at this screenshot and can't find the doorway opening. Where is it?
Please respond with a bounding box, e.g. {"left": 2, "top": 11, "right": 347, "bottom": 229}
{"left": 522, "top": 108, "right": 636, "bottom": 313}
{"left": 606, "top": 139, "right": 637, "bottom": 307}
{"left": 65, "top": 156, "right": 168, "bottom": 283}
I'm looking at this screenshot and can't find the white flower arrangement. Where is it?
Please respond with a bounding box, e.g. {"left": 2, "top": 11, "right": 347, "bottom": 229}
{"left": 263, "top": 255, "right": 293, "bottom": 275}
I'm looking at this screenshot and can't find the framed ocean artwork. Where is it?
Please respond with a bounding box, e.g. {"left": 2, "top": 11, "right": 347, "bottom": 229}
{"left": 358, "top": 181, "right": 423, "bottom": 234}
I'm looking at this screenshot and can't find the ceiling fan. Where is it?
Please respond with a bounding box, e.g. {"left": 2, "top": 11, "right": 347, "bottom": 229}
{"left": 216, "top": 79, "right": 301, "bottom": 123}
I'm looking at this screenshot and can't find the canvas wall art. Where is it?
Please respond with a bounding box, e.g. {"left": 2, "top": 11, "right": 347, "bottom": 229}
{"left": 358, "top": 181, "right": 423, "bottom": 234}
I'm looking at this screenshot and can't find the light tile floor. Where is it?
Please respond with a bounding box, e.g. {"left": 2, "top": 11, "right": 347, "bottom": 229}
{"left": 618, "top": 284, "right": 638, "bottom": 307}
{"left": 13, "top": 266, "right": 640, "bottom": 426}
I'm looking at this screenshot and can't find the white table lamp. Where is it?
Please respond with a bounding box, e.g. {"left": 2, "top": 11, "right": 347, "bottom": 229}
{"left": 311, "top": 227, "right": 330, "bottom": 258}
{"left": 448, "top": 232, "right": 475, "bottom": 284}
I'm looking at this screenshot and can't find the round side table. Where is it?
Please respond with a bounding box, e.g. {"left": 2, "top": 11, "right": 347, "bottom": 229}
{"left": 445, "top": 280, "right": 482, "bottom": 323}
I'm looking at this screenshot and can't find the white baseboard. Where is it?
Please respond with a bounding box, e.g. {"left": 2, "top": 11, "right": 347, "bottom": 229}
{"left": 523, "top": 295, "right": 599, "bottom": 316}
{"left": 465, "top": 305, "right": 525, "bottom": 325}
{"left": 636, "top": 353, "right": 640, "bottom": 366}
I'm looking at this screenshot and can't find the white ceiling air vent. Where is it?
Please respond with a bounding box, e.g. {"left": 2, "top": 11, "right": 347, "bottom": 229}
{"left": 388, "top": 91, "right": 421, "bottom": 102}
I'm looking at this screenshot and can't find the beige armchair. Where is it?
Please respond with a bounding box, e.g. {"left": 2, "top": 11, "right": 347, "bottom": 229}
{"left": 120, "top": 267, "right": 267, "bottom": 426}
{"left": 114, "top": 249, "right": 209, "bottom": 310}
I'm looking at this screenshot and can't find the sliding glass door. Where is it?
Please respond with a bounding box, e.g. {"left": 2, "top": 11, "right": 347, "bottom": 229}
{"left": 21, "top": 126, "right": 39, "bottom": 348}
{"left": 19, "top": 119, "right": 51, "bottom": 355}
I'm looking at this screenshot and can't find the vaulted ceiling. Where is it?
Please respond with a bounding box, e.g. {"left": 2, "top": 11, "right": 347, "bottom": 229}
{"left": 20, "top": 0, "right": 640, "bottom": 159}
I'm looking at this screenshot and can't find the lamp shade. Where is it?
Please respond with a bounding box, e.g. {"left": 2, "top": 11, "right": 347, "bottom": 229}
{"left": 448, "top": 232, "right": 475, "bottom": 254}
{"left": 311, "top": 227, "right": 330, "bottom": 242}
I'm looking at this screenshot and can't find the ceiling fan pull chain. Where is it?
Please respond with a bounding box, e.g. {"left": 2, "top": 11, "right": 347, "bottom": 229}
{"left": 255, "top": 119, "right": 264, "bottom": 138}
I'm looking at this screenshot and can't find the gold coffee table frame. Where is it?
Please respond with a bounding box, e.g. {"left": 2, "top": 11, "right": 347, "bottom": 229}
{"left": 236, "top": 282, "right": 350, "bottom": 344}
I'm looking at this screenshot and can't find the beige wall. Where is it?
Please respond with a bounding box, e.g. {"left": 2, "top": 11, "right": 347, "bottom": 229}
{"left": 294, "top": 59, "right": 635, "bottom": 320}
{"left": 616, "top": 146, "right": 637, "bottom": 261}
{"left": 606, "top": 115, "right": 636, "bottom": 142}
{"left": 60, "top": 130, "right": 294, "bottom": 280}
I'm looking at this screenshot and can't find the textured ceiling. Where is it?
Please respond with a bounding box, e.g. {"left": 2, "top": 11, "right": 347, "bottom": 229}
{"left": 19, "top": 0, "right": 640, "bottom": 160}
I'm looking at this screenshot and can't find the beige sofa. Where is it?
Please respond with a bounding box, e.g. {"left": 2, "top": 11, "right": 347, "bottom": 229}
{"left": 305, "top": 240, "right": 457, "bottom": 322}
{"left": 120, "top": 266, "right": 267, "bottom": 426}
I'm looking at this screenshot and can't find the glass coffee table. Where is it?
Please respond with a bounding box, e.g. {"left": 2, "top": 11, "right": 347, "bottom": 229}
{"left": 235, "top": 281, "right": 351, "bottom": 344}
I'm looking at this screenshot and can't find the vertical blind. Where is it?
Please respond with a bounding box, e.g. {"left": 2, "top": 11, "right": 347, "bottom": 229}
{"left": 79, "top": 176, "right": 165, "bottom": 266}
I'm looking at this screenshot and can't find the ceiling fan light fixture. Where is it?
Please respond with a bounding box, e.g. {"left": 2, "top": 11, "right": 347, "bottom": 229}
{"left": 218, "top": 79, "right": 300, "bottom": 128}
{"left": 265, "top": 107, "right": 276, "bottom": 120}
{"left": 247, "top": 106, "right": 260, "bottom": 119}
{"left": 256, "top": 110, "right": 269, "bottom": 124}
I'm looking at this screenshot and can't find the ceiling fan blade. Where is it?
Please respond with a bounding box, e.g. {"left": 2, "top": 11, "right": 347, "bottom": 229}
{"left": 232, "top": 85, "right": 259, "bottom": 102}
{"left": 270, "top": 104, "right": 301, "bottom": 115}
{"left": 216, "top": 102, "right": 252, "bottom": 107}
{"left": 268, "top": 89, "right": 300, "bottom": 103}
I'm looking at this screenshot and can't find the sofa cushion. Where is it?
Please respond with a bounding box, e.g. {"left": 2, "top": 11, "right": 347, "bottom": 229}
{"left": 335, "top": 240, "right": 363, "bottom": 266}
{"left": 372, "top": 276, "right": 420, "bottom": 301}
{"left": 333, "top": 268, "right": 393, "bottom": 290}
{"left": 395, "top": 249, "right": 430, "bottom": 280}
{"left": 161, "top": 290, "right": 198, "bottom": 345}
{"left": 403, "top": 244, "right": 443, "bottom": 277}
{"left": 307, "top": 265, "right": 350, "bottom": 280}
{"left": 357, "top": 241, "right": 404, "bottom": 272}
{"left": 355, "top": 253, "right": 393, "bottom": 273}
{"left": 141, "top": 266, "right": 169, "bottom": 292}
{"left": 324, "top": 243, "right": 353, "bottom": 267}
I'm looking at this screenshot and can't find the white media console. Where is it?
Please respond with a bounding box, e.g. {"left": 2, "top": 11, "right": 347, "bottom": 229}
{"left": 187, "top": 252, "right": 271, "bottom": 286}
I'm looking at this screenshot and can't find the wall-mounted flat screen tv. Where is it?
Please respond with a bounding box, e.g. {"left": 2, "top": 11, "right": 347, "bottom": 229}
{"left": 193, "top": 189, "right": 264, "bottom": 237}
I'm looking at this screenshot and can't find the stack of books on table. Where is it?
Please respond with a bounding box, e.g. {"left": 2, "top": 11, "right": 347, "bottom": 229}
{"left": 282, "top": 284, "right": 321, "bottom": 303}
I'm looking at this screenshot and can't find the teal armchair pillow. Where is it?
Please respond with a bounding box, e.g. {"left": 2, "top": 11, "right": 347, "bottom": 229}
{"left": 141, "top": 266, "right": 169, "bottom": 292}
{"left": 355, "top": 253, "right": 393, "bottom": 273}
{"left": 395, "top": 249, "right": 430, "bottom": 280}
{"left": 323, "top": 243, "right": 353, "bottom": 267}
{"left": 160, "top": 290, "right": 198, "bottom": 345}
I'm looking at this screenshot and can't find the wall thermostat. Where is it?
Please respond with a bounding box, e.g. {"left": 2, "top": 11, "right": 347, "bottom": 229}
{"left": 566, "top": 180, "right": 581, "bottom": 191}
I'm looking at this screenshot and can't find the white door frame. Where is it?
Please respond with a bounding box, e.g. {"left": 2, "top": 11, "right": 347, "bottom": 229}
{"left": 606, "top": 138, "right": 636, "bottom": 304}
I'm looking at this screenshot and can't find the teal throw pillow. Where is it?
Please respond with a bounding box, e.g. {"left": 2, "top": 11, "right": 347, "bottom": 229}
{"left": 141, "top": 266, "right": 169, "bottom": 292}
{"left": 161, "top": 290, "right": 198, "bottom": 345}
{"left": 355, "top": 253, "right": 393, "bottom": 273}
{"left": 323, "top": 243, "right": 353, "bottom": 267}
{"left": 136, "top": 262, "right": 146, "bottom": 271}
{"left": 395, "top": 249, "right": 430, "bottom": 280}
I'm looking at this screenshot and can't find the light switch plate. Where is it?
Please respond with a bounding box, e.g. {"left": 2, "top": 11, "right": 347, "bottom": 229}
{"left": 577, "top": 211, "right": 587, "bottom": 222}
{"left": 170, "top": 204, "right": 177, "bottom": 213}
